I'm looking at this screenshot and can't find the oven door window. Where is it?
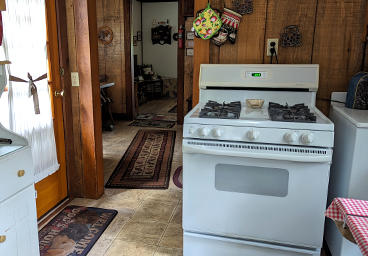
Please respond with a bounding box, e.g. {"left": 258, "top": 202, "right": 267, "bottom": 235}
{"left": 215, "top": 164, "right": 289, "bottom": 197}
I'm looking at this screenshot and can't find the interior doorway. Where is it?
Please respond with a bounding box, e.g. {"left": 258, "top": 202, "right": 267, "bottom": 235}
{"left": 132, "top": 0, "right": 180, "bottom": 124}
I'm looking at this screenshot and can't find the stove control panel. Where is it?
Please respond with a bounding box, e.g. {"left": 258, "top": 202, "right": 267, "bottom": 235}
{"left": 184, "top": 124, "right": 334, "bottom": 148}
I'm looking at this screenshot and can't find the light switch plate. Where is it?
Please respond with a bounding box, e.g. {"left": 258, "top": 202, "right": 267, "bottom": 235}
{"left": 71, "top": 72, "right": 79, "bottom": 87}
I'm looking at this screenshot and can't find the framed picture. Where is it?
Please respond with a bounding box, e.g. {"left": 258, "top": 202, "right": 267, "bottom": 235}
{"left": 186, "top": 48, "right": 194, "bottom": 56}
{"left": 186, "top": 31, "right": 194, "bottom": 40}
{"left": 137, "top": 31, "right": 142, "bottom": 41}
{"left": 133, "top": 36, "right": 138, "bottom": 46}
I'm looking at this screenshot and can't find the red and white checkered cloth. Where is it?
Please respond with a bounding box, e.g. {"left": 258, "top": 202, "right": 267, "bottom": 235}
{"left": 325, "top": 198, "right": 368, "bottom": 256}
{"left": 347, "top": 216, "right": 368, "bottom": 256}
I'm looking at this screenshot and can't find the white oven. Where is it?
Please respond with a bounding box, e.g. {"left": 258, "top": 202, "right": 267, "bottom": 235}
{"left": 182, "top": 64, "right": 334, "bottom": 256}
{"left": 183, "top": 139, "right": 331, "bottom": 254}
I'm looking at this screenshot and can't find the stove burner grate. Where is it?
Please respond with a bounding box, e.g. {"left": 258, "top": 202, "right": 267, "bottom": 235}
{"left": 268, "top": 102, "right": 317, "bottom": 123}
{"left": 199, "top": 100, "right": 241, "bottom": 119}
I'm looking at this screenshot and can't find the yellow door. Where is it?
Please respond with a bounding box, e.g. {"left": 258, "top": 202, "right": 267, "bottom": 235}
{"left": 34, "top": 0, "right": 68, "bottom": 219}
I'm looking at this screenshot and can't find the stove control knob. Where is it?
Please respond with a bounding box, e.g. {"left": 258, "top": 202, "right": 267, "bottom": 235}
{"left": 285, "top": 131, "right": 298, "bottom": 143}
{"left": 212, "top": 128, "right": 223, "bottom": 138}
{"left": 247, "top": 129, "right": 259, "bottom": 141}
{"left": 302, "top": 132, "right": 314, "bottom": 144}
{"left": 198, "top": 127, "right": 210, "bottom": 137}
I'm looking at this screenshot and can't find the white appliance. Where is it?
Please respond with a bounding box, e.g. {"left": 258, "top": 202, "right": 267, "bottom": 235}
{"left": 324, "top": 92, "right": 368, "bottom": 256}
{"left": 0, "top": 62, "right": 40, "bottom": 256}
{"left": 182, "top": 64, "right": 334, "bottom": 256}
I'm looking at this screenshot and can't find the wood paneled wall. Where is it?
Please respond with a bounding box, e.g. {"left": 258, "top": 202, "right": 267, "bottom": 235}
{"left": 193, "top": 0, "right": 368, "bottom": 115}
{"left": 96, "top": 0, "right": 126, "bottom": 114}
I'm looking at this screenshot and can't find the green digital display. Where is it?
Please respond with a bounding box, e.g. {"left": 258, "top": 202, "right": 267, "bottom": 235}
{"left": 252, "top": 73, "right": 262, "bottom": 77}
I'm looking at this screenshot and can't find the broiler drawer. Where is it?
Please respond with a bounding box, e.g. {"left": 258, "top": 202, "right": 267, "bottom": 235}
{"left": 0, "top": 147, "right": 34, "bottom": 203}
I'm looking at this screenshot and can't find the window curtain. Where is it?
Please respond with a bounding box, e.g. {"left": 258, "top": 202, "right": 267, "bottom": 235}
{"left": 2, "top": 0, "right": 59, "bottom": 183}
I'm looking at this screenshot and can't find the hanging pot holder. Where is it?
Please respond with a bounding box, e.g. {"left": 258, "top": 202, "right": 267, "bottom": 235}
{"left": 193, "top": 3, "right": 222, "bottom": 40}
{"left": 194, "top": 8, "right": 221, "bottom": 38}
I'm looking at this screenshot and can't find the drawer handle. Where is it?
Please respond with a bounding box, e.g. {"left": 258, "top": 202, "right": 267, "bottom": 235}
{"left": 0, "top": 235, "right": 6, "bottom": 243}
{"left": 17, "top": 170, "right": 25, "bottom": 177}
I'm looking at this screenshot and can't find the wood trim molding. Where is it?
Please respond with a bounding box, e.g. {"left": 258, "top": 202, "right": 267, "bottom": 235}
{"left": 74, "top": 0, "right": 104, "bottom": 199}
{"left": 55, "top": 0, "right": 76, "bottom": 201}
{"left": 124, "top": 0, "right": 134, "bottom": 120}
{"left": 177, "top": 0, "right": 185, "bottom": 125}
{"left": 192, "top": 0, "right": 210, "bottom": 106}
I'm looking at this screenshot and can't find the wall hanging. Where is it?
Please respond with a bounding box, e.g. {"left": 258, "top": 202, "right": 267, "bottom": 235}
{"left": 193, "top": 3, "right": 222, "bottom": 40}
{"left": 233, "top": 0, "right": 253, "bottom": 15}
{"left": 193, "top": 8, "right": 221, "bottom": 39}
{"left": 212, "top": 7, "right": 242, "bottom": 46}
{"left": 98, "top": 26, "right": 113, "bottom": 45}
{"left": 151, "top": 25, "right": 171, "bottom": 45}
{"left": 280, "top": 25, "right": 301, "bottom": 47}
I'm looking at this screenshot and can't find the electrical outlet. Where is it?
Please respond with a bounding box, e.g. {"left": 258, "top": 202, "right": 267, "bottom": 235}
{"left": 267, "top": 39, "right": 279, "bottom": 57}
{"left": 71, "top": 72, "right": 79, "bottom": 87}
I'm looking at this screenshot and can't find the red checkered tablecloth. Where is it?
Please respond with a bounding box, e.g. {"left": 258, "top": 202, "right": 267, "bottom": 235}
{"left": 325, "top": 198, "right": 368, "bottom": 256}
{"left": 347, "top": 216, "right": 368, "bottom": 256}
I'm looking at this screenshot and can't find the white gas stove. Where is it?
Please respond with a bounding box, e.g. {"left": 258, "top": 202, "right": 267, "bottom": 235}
{"left": 182, "top": 64, "right": 334, "bottom": 256}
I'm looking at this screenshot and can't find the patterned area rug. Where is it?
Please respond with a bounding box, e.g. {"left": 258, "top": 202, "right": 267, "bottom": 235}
{"left": 173, "top": 166, "right": 183, "bottom": 189}
{"left": 168, "top": 105, "right": 177, "bottom": 113}
{"left": 105, "top": 130, "right": 176, "bottom": 189}
{"left": 129, "top": 120, "right": 176, "bottom": 129}
{"left": 39, "top": 206, "right": 117, "bottom": 256}
{"left": 136, "top": 113, "right": 177, "bottom": 122}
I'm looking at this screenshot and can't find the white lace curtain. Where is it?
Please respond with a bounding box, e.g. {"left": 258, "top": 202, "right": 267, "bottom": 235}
{"left": 2, "top": 0, "right": 59, "bottom": 183}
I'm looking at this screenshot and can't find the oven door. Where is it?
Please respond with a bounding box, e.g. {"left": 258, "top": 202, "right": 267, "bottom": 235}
{"left": 182, "top": 139, "right": 332, "bottom": 249}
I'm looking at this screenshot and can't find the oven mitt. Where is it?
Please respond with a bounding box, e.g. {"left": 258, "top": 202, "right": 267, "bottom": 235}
{"left": 211, "top": 26, "right": 229, "bottom": 46}
{"left": 221, "top": 8, "right": 242, "bottom": 44}
{"left": 193, "top": 3, "right": 222, "bottom": 40}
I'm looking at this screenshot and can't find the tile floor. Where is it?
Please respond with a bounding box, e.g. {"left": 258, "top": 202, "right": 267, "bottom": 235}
{"left": 71, "top": 99, "right": 183, "bottom": 256}
{"left": 52, "top": 98, "right": 329, "bottom": 256}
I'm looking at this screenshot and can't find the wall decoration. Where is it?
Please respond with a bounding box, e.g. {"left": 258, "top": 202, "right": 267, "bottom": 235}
{"left": 137, "top": 31, "right": 142, "bottom": 41}
{"left": 98, "top": 26, "right": 113, "bottom": 45}
{"left": 151, "top": 25, "right": 171, "bottom": 45}
{"left": 188, "top": 41, "right": 194, "bottom": 47}
{"left": 233, "top": 0, "right": 253, "bottom": 15}
{"left": 186, "top": 31, "right": 194, "bottom": 40}
{"left": 280, "top": 25, "right": 302, "bottom": 47}
{"left": 186, "top": 48, "right": 194, "bottom": 56}
{"left": 133, "top": 36, "right": 138, "bottom": 46}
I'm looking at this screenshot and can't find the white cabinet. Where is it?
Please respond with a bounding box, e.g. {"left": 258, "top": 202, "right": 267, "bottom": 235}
{"left": 0, "top": 124, "right": 39, "bottom": 256}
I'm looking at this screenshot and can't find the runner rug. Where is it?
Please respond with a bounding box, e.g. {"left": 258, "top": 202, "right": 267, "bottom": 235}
{"left": 39, "top": 206, "right": 117, "bottom": 256}
{"left": 105, "top": 130, "right": 176, "bottom": 189}
{"left": 129, "top": 120, "right": 176, "bottom": 129}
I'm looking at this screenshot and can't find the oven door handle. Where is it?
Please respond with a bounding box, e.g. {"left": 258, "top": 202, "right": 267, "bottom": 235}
{"left": 182, "top": 144, "right": 332, "bottom": 163}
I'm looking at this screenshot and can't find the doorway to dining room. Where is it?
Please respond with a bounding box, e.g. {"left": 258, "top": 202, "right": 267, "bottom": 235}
{"left": 132, "top": 0, "right": 179, "bottom": 126}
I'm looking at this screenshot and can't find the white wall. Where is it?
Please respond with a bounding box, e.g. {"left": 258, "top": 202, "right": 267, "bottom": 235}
{"left": 142, "top": 2, "right": 178, "bottom": 78}
{"left": 132, "top": 0, "right": 142, "bottom": 66}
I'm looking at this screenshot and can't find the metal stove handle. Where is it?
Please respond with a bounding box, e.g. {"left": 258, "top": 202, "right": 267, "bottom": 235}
{"left": 182, "top": 144, "right": 332, "bottom": 163}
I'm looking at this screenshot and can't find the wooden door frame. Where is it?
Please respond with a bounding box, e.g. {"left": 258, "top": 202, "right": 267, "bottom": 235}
{"left": 54, "top": 0, "right": 76, "bottom": 201}
{"left": 52, "top": 0, "right": 104, "bottom": 200}
{"left": 125, "top": 0, "right": 185, "bottom": 124}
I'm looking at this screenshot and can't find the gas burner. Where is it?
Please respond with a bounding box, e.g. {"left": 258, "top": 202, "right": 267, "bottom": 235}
{"left": 268, "top": 102, "right": 317, "bottom": 123}
{"left": 199, "top": 100, "right": 241, "bottom": 119}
